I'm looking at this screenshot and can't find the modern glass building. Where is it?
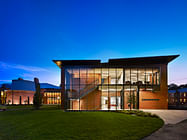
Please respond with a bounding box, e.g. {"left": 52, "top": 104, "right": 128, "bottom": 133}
{"left": 53, "top": 55, "right": 179, "bottom": 111}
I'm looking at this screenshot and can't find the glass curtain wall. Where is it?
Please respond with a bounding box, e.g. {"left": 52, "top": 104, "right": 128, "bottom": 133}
{"left": 65, "top": 66, "right": 160, "bottom": 110}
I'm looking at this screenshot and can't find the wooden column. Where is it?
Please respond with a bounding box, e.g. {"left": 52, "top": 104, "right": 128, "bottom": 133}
{"left": 61, "top": 67, "right": 66, "bottom": 110}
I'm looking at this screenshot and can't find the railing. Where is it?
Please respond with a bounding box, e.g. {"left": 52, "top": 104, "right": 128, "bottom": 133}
{"left": 79, "top": 79, "right": 99, "bottom": 98}
{"left": 68, "top": 79, "right": 100, "bottom": 99}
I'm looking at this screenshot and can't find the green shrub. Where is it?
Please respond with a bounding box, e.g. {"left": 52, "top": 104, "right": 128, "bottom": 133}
{"left": 118, "top": 110, "right": 159, "bottom": 118}
{"left": 0, "top": 105, "right": 6, "bottom": 111}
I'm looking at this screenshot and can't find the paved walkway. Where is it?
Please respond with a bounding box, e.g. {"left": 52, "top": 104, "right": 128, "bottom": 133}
{"left": 142, "top": 109, "right": 187, "bottom": 124}
{"left": 142, "top": 110, "right": 187, "bottom": 140}
{"left": 143, "top": 119, "right": 187, "bottom": 140}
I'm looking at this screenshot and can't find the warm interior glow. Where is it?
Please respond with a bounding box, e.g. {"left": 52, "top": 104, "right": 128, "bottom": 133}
{"left": 1, "top": 91, "right": 3, "bottom": 96}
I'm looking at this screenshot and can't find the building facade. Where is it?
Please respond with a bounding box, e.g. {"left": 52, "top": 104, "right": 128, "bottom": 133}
{"left": 54, "top": 55, "right": 179, "bottom": 111}
{"left": 0, "top": 79, "right": 61, "bottom": 105}
{"left": 168, "top": 88, "right": 187, "bottom": 109}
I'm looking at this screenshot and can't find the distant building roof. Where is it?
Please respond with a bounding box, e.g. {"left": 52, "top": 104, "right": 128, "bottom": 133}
{"left": 168, "top": 88, "right": 187, "bottom": 94}
{"left": 0, "top": 83, "right": 12, "bottom": 89}
{"left": 1, "top": 78, "right": 60, "bottom": 91}
{"left": 178, "top": 88, "right": 187, "bottom": 93}
{"left": 40, "top": 83, "right": 60, "bottom": 89}
{"left": 12, "top": 79, "right": 36, "bottom": 91}
{"left": 168, "top": 90, "right": 176, "bottom": 94}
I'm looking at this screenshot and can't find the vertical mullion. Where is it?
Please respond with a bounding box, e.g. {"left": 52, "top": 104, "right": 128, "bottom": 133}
{"left": 107, "top": 67, "right": 109, "bottom": 111}
{"left": 145, "top": 67, "right": 146, "bottom": 90}
{"left": 79, "top": 67, "right": 80, "bottom": 111}
{"left": 137, "top": 68, "right": 138, "bottom": 83}
{"left": 159, "top": 66, "right": 161, "bottom": 85}
{"left": 152, "top": 67, "right": 153, "bottom": 91}
{"left": 71, "top": 68, "right": 73, "bottom": 110}
{"left": 86, "top": 68, "right": 88, "bottom": 110}
{"left": 137, "top": 68, "right": 138, "bottom": 109}
{"left": 116, "top": 68, "right": 117, "bottom": 111}
{"left": 94, "top": 67, "right": 95, "bottom": 110}
{"left": 123, "top": 68, "right": 125, "bottom": 110}
{"left": 101, "top": 68, "right": 102, "bottom": 110}
{"left": 130, "top": 68, "right": 132, "bottom": 109}
{"left": 156, "top": 68, "right": 158, "bottom": 85}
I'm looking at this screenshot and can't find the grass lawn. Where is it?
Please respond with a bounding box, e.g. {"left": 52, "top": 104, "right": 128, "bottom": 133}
{"left": 0, "top": 109, "right": 163, "bottom": 140}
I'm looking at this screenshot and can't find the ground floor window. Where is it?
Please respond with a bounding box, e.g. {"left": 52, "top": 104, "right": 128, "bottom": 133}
{"left": 0, "top": 91, "right": 7, "bottom": 104}
{"left": 66, "top": 86, "right": 139, "bottom": 110}
{"left": 43, "top": 92, "right": 61, "bottom": 104}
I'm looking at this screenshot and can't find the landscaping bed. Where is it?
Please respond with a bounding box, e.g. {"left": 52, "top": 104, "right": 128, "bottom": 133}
{"left": 118, "top": 110, "right": 159, "bottom": 118}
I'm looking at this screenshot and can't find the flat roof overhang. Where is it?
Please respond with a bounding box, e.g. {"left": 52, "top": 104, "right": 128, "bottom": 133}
{"left": 53, "top": 55, "right": 179, "bottom": 68}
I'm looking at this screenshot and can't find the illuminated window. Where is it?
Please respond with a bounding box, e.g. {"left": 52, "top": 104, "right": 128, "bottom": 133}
{"left": 125, "top": 69, "right": 130, "bottom": 84}
{"left": 138, "top": 68, "right": 145, "bottom": 84}
{"left": 184, "top": 93, "right": 186, "bottom": 97}
{"left": 145, "top": 68, "right": 152, "bottom": 85}
{"left": 1, "top": 91, "right": 3, "bottom": 96}
{"left": 45, "top": 92, "right": 61, "bottom": 104}
{"left": 102, "top": 68, "right": 109, "bottom": 84}
{"left": 180, "top": 99, "right": 182, "bottom": 102}
{"left": 184, "top": 99, "right": 186, "bottom": 102}
{"left": 109, "top": 68, "right": 116, "bottom": 84}
{"left": 117, "top": 68, "right": 123, "bottom": 84}
{"left": 64, "top": 66, "right": 160, "bottom": 111}
{"left": 131, "top": 68, "right": 137, "bottom": 84}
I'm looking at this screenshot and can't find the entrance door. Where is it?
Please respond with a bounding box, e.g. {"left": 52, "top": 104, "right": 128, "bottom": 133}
{"left": 110, "top": 97, "right": 121, "bottom": 110}
{"left": 124, "top": 90, "right": 137, "bottom": 109}
{"left": 101, "top": 97, "right": 108, "bottom": 110}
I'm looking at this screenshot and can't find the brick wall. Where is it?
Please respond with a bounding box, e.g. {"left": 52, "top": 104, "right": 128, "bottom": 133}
{"left": 71, "top": 89, "right": 101, "bottom": 110}
{"left": 139, "top": 64, "right": 168, "bottom": 109}
{"left": 6, "top": 90, "right": 35, "bottom": 105}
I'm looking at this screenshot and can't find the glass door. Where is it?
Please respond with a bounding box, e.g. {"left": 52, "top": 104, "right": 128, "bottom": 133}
{"left": 110, "top": 97, "right": 121, "bottom": 110}
{"left": 101, "top": 96, "right": 108, "bottom": 110}
{"left": 124, "top": 90, "right": 137, "bottom": 109}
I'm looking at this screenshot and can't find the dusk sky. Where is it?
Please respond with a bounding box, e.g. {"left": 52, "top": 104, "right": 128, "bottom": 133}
{"left": 0, "top": 0, "right": 187, "bottom": 86}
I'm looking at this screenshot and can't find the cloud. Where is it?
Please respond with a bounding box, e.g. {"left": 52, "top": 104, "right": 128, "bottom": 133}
{"left": 0, "top": 61, "right": 48, "bottom": 72}
{"left": 0, "top": 61, "right": 60, "bottom": 85}
{"left": 0, "top": 80, "right": 11, "bottom": 82}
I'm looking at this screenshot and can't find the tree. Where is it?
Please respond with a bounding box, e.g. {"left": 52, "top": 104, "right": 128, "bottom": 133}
{"left": 128, "top": 93, "right": 132, "bottom": 110}
{"left": 33, "top": 78, "right": 42, "bottom": 109}
{"left": 168, "top": 83, "right": 178, "bottom": 90}
{"left": 127, "top": 92, "right": 136, "bottom": 110}
{"left": 8, "top": 100, "right": 11, "bottom": 105}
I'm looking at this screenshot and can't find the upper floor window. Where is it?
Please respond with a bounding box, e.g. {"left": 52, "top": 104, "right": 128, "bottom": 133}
{"left": 65, "top": 67, "right": 160, "bottom": 86}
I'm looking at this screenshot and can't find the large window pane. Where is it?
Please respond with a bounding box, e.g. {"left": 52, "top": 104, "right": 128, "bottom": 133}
{"left": 145, "top": 68, "right": 152, "bottom": 85}
{"left": 95, "top": 68, "right": 101, "bottom": 84}
{"left": 125, "top": 68, "right": 130, "bottom": 84}
{"left": 117, "top": 68, "right": 123, "bottom": 84}
{"left": 87, "top": 68, "right": 95, "bottom": 84}
{"left": 109, "top": 68, "right": 116, "bottom": 84}
{"left": 65, "top": 68, "right": 73, "bottom": 85}
{"left": 72, "top": 68, "right": 79, "bottom": 85}
{"left": 101, "top": 85, "right": 108, "bottom": 110}
{"left": 138, "top": 68, "right": 145, "bottom": 84}
{"left": 131, "top": 68, "right": 137, "bottom": 84}
{"left": 80, "top": 68, "right": 86, "bottom": 85}
{"left": 153, "top": 68, "right": 160, "bottom": 85}
{"left": 102, "top": 68, "right": 109, "bottom": 84}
